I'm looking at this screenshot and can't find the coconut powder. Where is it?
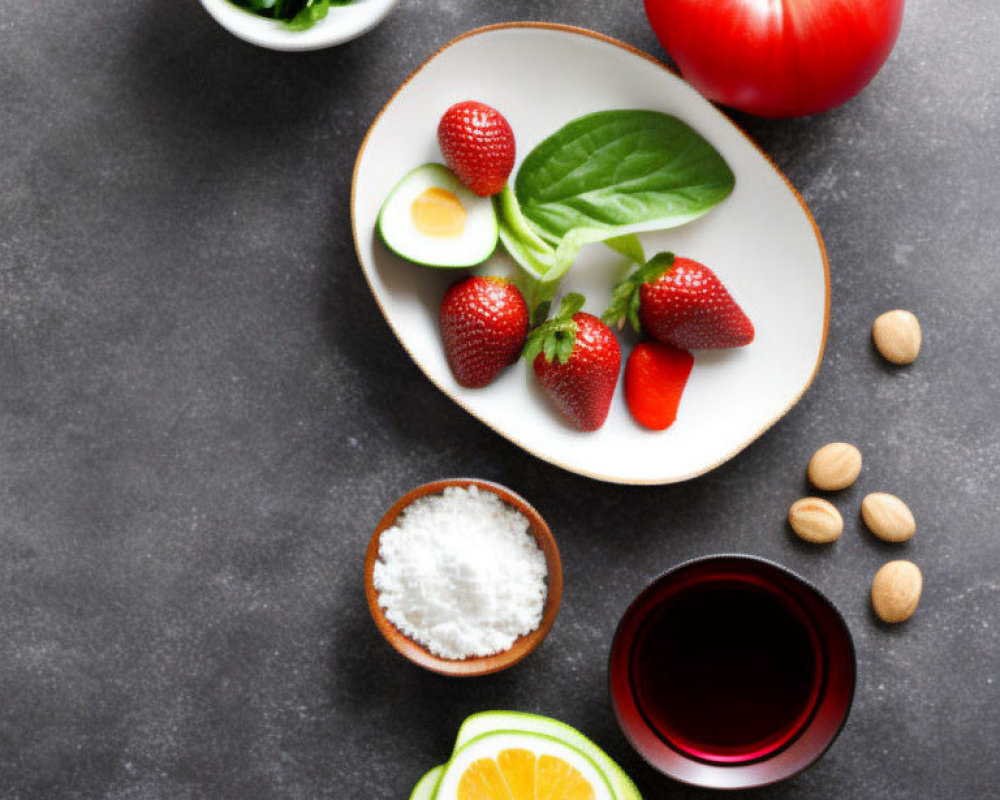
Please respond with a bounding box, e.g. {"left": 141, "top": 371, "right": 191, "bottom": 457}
{"left": 372, "top": 485, "right": 548, "bottom": 659}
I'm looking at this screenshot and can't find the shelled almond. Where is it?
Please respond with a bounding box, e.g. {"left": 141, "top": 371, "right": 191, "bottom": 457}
{"left": 788, "top": 498, "right": 843, "bottom": 543}
{"left": 871, "top": 560, "right": 922, "bottom": 622}
{"left": 862, "top": 493, "right": 916, "bottom": 542}
{"left": 807, "top": 443, "right": 862, "bottom": 491}
{"left": 872, "top": 310, "right": 921, "bottom": 365}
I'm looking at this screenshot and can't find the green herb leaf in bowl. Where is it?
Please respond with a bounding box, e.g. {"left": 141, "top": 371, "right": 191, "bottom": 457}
{"left": 228, "top": 0, "right": 354, "bottom": 30}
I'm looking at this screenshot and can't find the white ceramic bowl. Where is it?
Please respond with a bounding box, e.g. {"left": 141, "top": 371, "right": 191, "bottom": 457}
{"left": 352, "top": 24, "right": 830, "bottom": 485}
{"left": 199, "top": 0, "right": 398, "bottom": 51}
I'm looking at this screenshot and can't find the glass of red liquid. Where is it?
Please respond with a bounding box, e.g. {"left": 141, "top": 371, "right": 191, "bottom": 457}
{"left": 609, "top": 555, "right": 855, "bottom": 790}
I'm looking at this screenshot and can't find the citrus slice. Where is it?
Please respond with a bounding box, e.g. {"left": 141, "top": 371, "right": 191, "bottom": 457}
{"left": 409, "top": 765, "right": 444, "bottom": 800}
{"left": 454, "top": 712, "right": 639, "bottom": 800}
{"left": 436, "top": 731, "right": 614, "bottom": 800}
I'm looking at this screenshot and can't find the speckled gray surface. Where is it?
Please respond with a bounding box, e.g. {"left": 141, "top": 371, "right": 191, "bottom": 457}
{"left": 1, "top": 1, "right": 998, "bottom": 798}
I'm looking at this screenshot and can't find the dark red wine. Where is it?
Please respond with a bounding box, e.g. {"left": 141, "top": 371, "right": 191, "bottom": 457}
{"left": 630, "top": 576, "right": 823, "bottom": 764}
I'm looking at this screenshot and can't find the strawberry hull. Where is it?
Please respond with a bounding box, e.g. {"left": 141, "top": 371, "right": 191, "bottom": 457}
{"left": 532, "top": 312, "right": 621, "bottom": 432}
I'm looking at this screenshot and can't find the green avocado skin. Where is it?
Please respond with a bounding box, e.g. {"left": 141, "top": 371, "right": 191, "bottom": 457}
{"left": 377, "top": 163, "right": 498, "bottom": 269}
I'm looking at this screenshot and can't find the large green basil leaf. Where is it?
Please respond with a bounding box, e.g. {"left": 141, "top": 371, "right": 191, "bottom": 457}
{"left": 495, "top": 110, "right": 732, "bottom": 319}
{"left": 495, "top": 185, "right": 555, "bottom": 282}
{"left": 515, "top": 110, "right": 734, "bottom": 244}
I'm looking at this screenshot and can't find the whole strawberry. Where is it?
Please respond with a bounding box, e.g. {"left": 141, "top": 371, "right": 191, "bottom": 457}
{"left": 438, "top": 101, "right": 516, "bottom": 197}
{"left": 440, "top": 276, "right": 529, "bottom": 389}
{"left": 603, "top": 252, "right": 754, "bottom": 350}
{"left": 525, "top": 294, "right": 621, "bottom": 432}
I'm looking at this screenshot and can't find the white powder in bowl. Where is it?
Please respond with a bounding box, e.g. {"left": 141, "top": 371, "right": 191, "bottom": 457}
{"left": 372, "top": 485, "right": 548, "bottom": 660}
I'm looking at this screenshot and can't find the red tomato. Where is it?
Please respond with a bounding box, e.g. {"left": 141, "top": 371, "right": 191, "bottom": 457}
{"left": 644, "top": 0, "right": 905, "bottom": 117}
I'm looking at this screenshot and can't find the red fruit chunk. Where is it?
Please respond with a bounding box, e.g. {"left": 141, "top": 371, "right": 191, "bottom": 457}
{"left": 440, "top": 276, "right": 529, "bottom": 389}
{"left": 624, "top": 341, "right": 694, "bottom": 431}
{"left": 438, "top": 101, "right": 516, "bottom": 197}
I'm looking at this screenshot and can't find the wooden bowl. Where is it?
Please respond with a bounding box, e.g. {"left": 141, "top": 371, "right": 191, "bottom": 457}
{"left": 364, "top": 478, "right": 562, "bottom": 676}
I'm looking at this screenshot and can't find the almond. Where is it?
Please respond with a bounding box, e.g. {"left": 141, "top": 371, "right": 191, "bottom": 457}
{"left": 788, "top": 497, "right": 843, "bottom": 543}
{"left": 872, "top": 310, "right": 921, "bottom": 365}
{"left": 871, "top": 560, "right": 922, "bottom": 622}
{"left": 862, "top": 493, "right": 916, "bottom": 542}
{"left": 807, "top": 442, "right": 862, "bottom": 491}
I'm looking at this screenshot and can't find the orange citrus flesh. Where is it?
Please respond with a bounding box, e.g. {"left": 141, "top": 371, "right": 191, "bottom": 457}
{"left": 411, "top": 187, "right": 466, "bottom": 238}
{"left": 457, "top": 748, "right": 596, "bottom": 800}
{"left": 498, "top": 749, "right": 535, "bottom": 800}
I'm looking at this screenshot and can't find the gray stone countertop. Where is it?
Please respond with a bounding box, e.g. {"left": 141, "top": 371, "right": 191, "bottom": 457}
{"left": 1, "top": 1, "right": 997, "bottom": 798}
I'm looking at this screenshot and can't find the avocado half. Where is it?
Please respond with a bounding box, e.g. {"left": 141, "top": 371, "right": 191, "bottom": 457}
{"left": 377, "top": 163, "right": 498, "bottom": 268}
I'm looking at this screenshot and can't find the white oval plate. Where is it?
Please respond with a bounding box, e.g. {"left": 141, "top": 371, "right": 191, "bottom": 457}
{"left": 199, "top": 0, "right": 398, "bottom": 51}
{"left": 351, "top": 24, "right": 829, "bottom": 485}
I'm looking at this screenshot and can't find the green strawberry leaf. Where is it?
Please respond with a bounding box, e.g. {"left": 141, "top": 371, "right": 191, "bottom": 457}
{"left": 523, "top": 292, "right": 587, "bottom": 365}
{"left": 556, "top": 292, "right": 586, "bottom": 319}
{"left": 543, "top": 336, "right": 557, "bottom": 363}
{"left": 556, "top": 335, "right": 575, "bottom": 364}
{"left": 522, "top": 336, "right": 542, "bottom": 365}
{"left": 601, "top": 251, "right": 675, "bottom": 332}
{"left": 628, "top": 290, "right": 642, "bottom": 334}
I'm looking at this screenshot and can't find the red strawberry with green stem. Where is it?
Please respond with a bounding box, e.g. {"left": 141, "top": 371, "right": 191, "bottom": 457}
{"left": 603, "top": 252, "right": 754, "bottom": 350}
{"left": 524, "top": 293, "right": 621, "bottom": 432}
{"left": 440, "top": 276, "right": 529, "bottom": 389}
{"left": 438, "top": 101, "right": 516, "bottom": 197}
